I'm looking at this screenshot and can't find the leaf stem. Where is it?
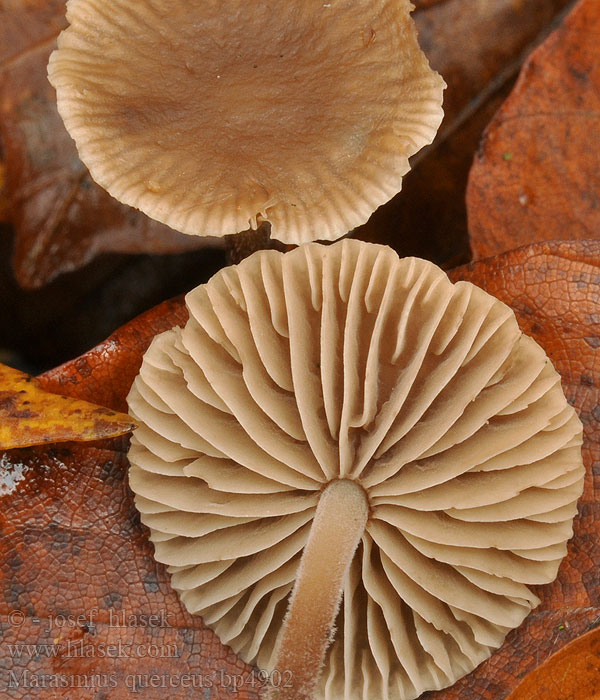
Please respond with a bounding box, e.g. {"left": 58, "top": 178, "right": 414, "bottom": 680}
{"left": 269, "top": 479, "right": 369, "bottom": 700}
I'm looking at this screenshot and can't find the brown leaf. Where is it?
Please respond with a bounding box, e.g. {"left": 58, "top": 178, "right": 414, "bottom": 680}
{"left": 0, "top": 155, "right": 8, "bottom": 221}
{"left": 0, "top": 439, "right": 260, "bottom": 698}
{"left": 0, "top": 222, "right": 226, "bottom": 374}
{"left": 415, "top": 0, "right": 572, "bottom": 137}
{"left": 429, "top": 239, "right": 600, "bottom": 700}
{"left": 1, "top": 240, "right": 599, "bottom": 698}
{"left": 0, "top": 0, "right": 65, "bottom": 67}
{"left": 353, "top": 81, "right": 512, "bottom": 269}
{"left": 505, "top": 626, "right": 600, "bottom": 700}
{"left": 412, "top": 0, "right": 447, "bottom": 8}
{"left": 0, "top": 0, "right": 220, "bottom": 289}
{"left": 0, "top": 296, "right": 262, "bottom": 699}
{"left": 0, "top": 1, "right": 574, "bottom": 284}
{"left": 467, "top": 0, "right": 600, "bottom": 259}
{"left": 355, "top": 0, "right": 573, "bottom": 266}
{"left": 38, "top": 295, "right": 189, "bottom": 412}
{"left": 0, "top": 362, "right": 135, "bottom": 449}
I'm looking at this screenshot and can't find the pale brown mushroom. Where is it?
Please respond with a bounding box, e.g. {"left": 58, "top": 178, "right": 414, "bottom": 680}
{"left": 47, "top": 0, "right": 444, "bottom": 245}
{"left": 127, "top": 239, "right": 584, "bottom": 700}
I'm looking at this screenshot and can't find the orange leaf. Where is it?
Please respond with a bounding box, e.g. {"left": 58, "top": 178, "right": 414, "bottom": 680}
{"left": 0, "top": 242, "right": 599, "bottom": 698}
{"left": 467, "top": 0, "right": 600, "bottom": 259}
{"left": 355, "top": 0, "right": 572, "bottom": 267}
{"left": 430, "top": 239, "right": 600, "bottom": 700}
{"left": 0, "top": 299, "right": 258, "bottom": 699}
{"left": 505, "top": 626, "right": 600, "bottom": 700}
{"left": 0, "top": 362, "right": 136, "bottom": 449}
{"left": 38, "top": 295, "right": 189, "bottom": 411}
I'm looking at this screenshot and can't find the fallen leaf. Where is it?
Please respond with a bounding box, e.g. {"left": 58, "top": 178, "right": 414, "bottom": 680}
{"left": 467, "top": 0, "right": 600, "bottom": 259}
{"left": 0, "top": 0, "right": 66, "bottom": 65}
{"left": 38, "top": 295, "right": 189, "bottom": 411}
{"left": 412, "top": 0, "right": 447, "bottom": 8}
{"left": 354, "top": 0, "right": 573, "bottom": 266}
{"left": 415, "top": 0, "right": 573, "bottom": 138}
{"left": 429, "top": 239, "right": 600, "bottom": 700}
{"left": 504, "top": 626, "right": 600, "bottom": 700}
{"left": 1, "top": 240, "right": 599, "bottom": 698}
{"left": 0, "top": 362, "right": 136, "bottom": 449}
{"left": 353, "top": 80, "right": 513, "bottom": 269}
{"left": 0, "top": 224, "right": 226, "bottom": 374}
{"left": 0, "top": 155, "right": 8, "bottom": 221}
{"left": 0, "top": 0, "right": 574, "bottom": 285}
{"left": 0, "top": 297, "right": 260, "bottom": 700}
{"left": 0, "top": 0, "right": 220, "bottom": 289}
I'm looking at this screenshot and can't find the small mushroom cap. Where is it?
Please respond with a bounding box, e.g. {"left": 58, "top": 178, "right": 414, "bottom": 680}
{"left": 127, "top": 240, "right": 583, "bottom": 700}
{"left": 48, "top": 0, "right": 444, "bottom": 244}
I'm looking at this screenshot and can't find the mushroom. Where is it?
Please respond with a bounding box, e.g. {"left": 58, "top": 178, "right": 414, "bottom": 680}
{"left": 47, "top": 0, "right": 445, "bottom": 245}
{"left": 127, "top": 239, "right": 584, "bottom": 700}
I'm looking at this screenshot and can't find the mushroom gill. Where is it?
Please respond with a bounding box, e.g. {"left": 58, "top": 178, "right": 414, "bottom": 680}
{"left": 127, "top": 239, "right": 584, "bottom": 700}
{"left": 47, "top": 0, "right": 444, "bottom": 244}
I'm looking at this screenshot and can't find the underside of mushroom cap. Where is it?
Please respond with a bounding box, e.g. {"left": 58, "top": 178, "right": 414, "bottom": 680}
{"left": 127, "top": 239, "right": 583, "bottom": 700}
{"left": 48, "top": 0, "right": 445, "bottom": 244}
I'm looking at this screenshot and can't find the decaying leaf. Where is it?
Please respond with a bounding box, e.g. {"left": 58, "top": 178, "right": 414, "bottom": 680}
{"left": 0, "top": 361, "right": 135, "bottom": 449}
{"left": 412, "top": 0, "right": 447, "bottom": 8}
{"left": 38, "top": 295, "right": 189, "bottom": 411}
{"left": 467, "top": 0, "right": 600, "bottom": 259}
{"left": 0, "top": 156, "right": 8, "bottom": 221}
{"left": 0, "top": 221, "right": 226, "bottom": 375}
{"left": 0, "top": 298, "right": 260, "bottom": 700}
{"left": 0, "top": 0, "right": 574, "bottom": 287}
{"left": 0, "top": 0, "right": 66, "bottom": 62}
{"left": 0, "top": 0, "right": 218, "bottom": 289}
{"left": 414, "top": 0, "right": 572, "bottom": 138}
{"left": 0, "top": 240, "right": 598, "bottom": 699}
{"left": 504, "top": 626, "right": 600, "bottom": 700}
{"left": 354, "top": 0, "right": 573, "bottom": 266}
{"left": 430, "top": 239, "right": 600, "bottom": 700}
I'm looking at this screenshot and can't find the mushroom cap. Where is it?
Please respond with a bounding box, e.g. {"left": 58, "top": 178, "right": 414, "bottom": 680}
{"left": 127, "top": 240, "right": 584, "bottom": 700}
{"left": 48, "top": 0, "right": 444, "bottom": 244}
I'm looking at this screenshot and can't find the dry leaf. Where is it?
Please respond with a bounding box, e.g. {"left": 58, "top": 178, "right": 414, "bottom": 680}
{"left": 0, "top": 297, "right": 260, "bottom": 700}
{"left": 0, "top": 0, "right": 574, "bottom": 286}
{"left": 412, "top": 0, "right": 447, "bottom": 8}
{"left": 1, "top": 240, "right": 599, "bottom": 698}
{"left": 0, "top": 225, "right": 226, "bottom": 375}
{"left": 0, "top": 156, "right": 8, "bottom": 221}
{"left": 0, "top": 0, "right": 219, "bottom": 289}
{"left": 37, "top": 296, "right": 189, "bottom": 411}
{"left": 0, "top": 361, "right": 135, "bottom": 449}
{"left": 430, "top": 239, "right": 600, "bottom": 700}
{"left": 0, "top": 0, "right": 66, "bottom": 62}
{"left": 504, "top": 626, "right": 600, "bottom": 700}
{"left": 467, "top": 0, "right": 600, "bottom": 259}
{"left": 354, "top": 0, "right": 572, "bottom": 266}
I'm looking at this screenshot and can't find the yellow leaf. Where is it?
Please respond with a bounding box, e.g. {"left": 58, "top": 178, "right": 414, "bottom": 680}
{"left": 0, "top": 362, "right": 136, "bottom": 449}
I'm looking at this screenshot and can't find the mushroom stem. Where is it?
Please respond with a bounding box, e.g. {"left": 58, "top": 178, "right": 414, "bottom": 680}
{"left": 224, "top": 221, "right": 287, "bottom": 264}
{"left": 269, "top": 479, "right": 369, "bottom": 700}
